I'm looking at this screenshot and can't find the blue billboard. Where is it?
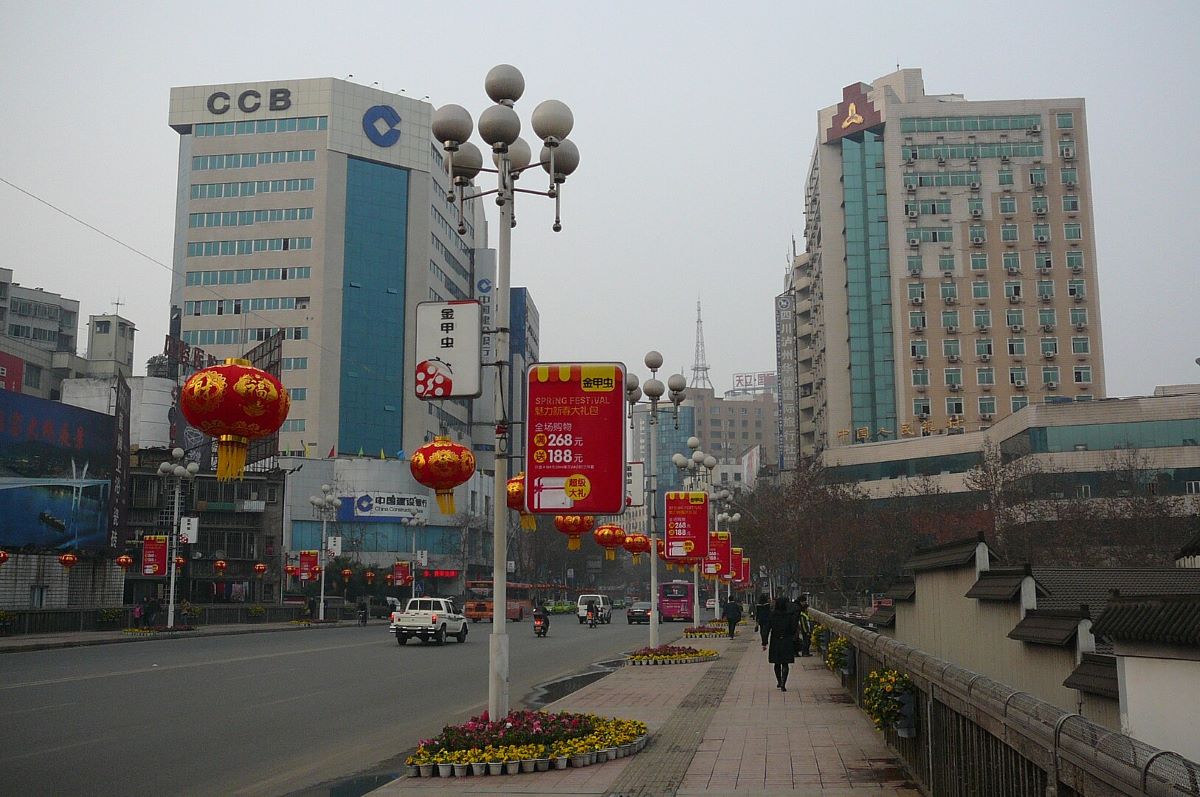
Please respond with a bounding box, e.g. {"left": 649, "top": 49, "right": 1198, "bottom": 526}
{"left": 0, "top": 391, "right": 117, "bottom": 552}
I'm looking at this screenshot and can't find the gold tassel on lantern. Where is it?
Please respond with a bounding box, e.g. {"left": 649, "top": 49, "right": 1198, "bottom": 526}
{"left": 434, "top": 489, "right": 455, "bottom": 515}
{"left": 521, "top": 513, "right": 536, "bottom": 530}
{"left": 632, "top": 553, "right": 641, "bottom": 565}
{"left": 568, "top": 534, "right": 581, "bottom": 551}
{"left": 605, "top": 548, "right": 615, "bottom": 561}
{"left": 217, "top": 434, "right": 250, "bottom": 482}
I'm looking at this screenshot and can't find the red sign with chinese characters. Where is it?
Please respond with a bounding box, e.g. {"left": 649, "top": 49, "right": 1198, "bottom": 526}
{"left": 727, "top": 547, "right": 743, "bottom": 583}
{"left": 665, "top": 492, "right": 709, "bottom": 559}
{"left": 524, "top": 363, "right": 627, "bottom": 514}
{"left": 299, "top": 550, "right": 318, "bottom": 581}
{"left": 142, "top": 535, "right": 168, "bottom": 576}
{"left": 704, "top": 531, "right": 730, "bottom": 576}
{"left": 394, "top": 561, "right": 412, "bottom": 586}
{"left": 740, "top": 557, "right": 751, "bottom": 587}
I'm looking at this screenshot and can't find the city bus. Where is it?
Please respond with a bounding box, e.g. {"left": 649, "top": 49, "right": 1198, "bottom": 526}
{"left": 658, "top": 580, "right": 694, "bottom": 623}
{"left": 463, "top": 580, "right": 536, "bottom": 622}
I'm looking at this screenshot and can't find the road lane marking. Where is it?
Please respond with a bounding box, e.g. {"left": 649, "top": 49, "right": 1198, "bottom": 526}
{"left": 3, "top": 701, "right": 78, "bottom": 716}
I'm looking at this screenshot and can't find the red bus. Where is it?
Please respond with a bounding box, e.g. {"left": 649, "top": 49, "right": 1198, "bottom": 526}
{"left": 658, "top": 580, "right": 693, "bottom": 623}
{"left": 463, "top": 580, "right": 535, "bottom": 622}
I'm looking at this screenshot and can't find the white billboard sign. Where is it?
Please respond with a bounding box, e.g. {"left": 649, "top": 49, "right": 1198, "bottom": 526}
{"left": 414, "top": 300, "right": 482, "bottom": 399}
{"left": 625, "top": 461, "right": 645, "bottom": 507}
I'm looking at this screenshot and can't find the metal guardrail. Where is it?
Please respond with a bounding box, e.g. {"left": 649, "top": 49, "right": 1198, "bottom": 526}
{"left": 812, "top": 609, "right": 1200, "bottom": 797}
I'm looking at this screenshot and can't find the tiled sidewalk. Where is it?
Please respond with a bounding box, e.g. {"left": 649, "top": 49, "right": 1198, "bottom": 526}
{"left": 370, "top": 632, "right": 920, "bottom": 796}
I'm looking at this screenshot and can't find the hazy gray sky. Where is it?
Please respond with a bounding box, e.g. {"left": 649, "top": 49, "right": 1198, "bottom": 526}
{"left": 2, "top": 1, "right": 1197, "bottom": 397}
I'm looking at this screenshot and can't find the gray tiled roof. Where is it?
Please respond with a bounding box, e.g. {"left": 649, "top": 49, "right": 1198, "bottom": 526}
{"left": 1031, "top": 568, "right": 1200, "bottom": 615}
{"left": 966, "top": 567, "right": 1042, "bottom": 602}
{"left": 883, "top": 578, "right": 915, "bottom": 601}
{"left": 904, "top": 538, "right": 988, "bottom": 573}
{"left": 1176, "top": 532, "right": 1200, "bottom": 560}
{"left": 1063, "top": 653, "right": 1119, "bottom": 699}
{"left": 1091, "top": 594, "right": 1200, "bottom": 646}
{"left": 867, "top": 605, "right": 896, "bottom": 627}
{"left": 1008, "top": 609, "right": 1085, "bottom": 646}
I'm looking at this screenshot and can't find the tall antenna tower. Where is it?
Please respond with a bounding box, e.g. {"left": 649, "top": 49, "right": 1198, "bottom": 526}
{"left": 690, "top": 298, "right": 714, "bottom": 390}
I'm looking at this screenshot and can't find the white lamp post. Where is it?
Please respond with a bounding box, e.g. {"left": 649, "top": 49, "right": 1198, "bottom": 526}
{"left": 674, "top": 440, "right": 717, "bottom": 624}
{"left": 308, "top": 485, "right": 341, "bottom": 620}
{"left": 713, "top": 493, "right": 741, "bottom": 619}
{"left": 401, "top": 514, "right": 426, "bottom": 599}
{"left": 626, "top": 352, "right": 686, "bottom": 648}
{"left": 433, "top": 65, "right": 579, "bottom": 721}
{"left": 157, "top": 447, "right": 198, "bottom": 629}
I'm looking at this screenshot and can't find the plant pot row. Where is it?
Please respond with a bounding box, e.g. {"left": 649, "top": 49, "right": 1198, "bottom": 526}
{"left": 406, "top": 736, "right": 648, "bottom": 778}
{"left": 627, "top": 655, "right": 718, "bottom": 666}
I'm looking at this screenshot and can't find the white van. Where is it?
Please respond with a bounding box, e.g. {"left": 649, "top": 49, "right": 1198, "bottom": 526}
{"left": 576, "top": 594, "right": 613, "bottom": 624}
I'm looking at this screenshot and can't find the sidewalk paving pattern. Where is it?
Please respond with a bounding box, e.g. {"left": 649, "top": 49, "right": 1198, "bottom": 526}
{"left": 371, "top": 632, "right": 920, "bottom": 797}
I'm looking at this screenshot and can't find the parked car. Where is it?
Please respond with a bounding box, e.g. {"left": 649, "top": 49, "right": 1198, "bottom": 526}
{"left": 626, "top": 601, "right": 652, "bottom": 624}
{"left": 613, "top": 598, "right": 626, "bottom": 610}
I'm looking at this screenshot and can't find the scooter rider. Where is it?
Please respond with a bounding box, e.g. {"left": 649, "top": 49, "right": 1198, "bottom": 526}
{"left": 533, "top": 603, "right": 551, "bottom": 634}
{"left": 585, "top": 599, "right": 598, "bottom": 629}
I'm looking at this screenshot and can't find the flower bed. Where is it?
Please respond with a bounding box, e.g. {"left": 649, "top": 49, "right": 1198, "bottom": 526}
{"left": 122, "top": 625, "right": 195, "bottom": 635}
{"left": 626, "top": 644, "right": 718, "bottom": 665}
{"left": 682, "top": 623, "right": 727, "bottom": 638}
{"left": 405, "top": 709, "right": 647, "bottom": 777}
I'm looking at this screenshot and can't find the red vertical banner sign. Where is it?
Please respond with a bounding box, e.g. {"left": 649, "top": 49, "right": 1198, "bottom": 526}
{"left": 728, "top": 547, "right": 743, "bottom": 585}
{"left": 142, "top": 535, "right": 168, "bottom": 576}
{"left": 524, "top": 363, "right": 627, "bottom": 514}
{"left": 393, "top": 561, "right": 412, "bottom": 586}
{"left": 299, "top": 550, "right": 318, "bottom": 581}
{"left": 740, "top": 557, "right": 751, "bottom": 587}
{"left": 704, "top": 531, "right": 730, "bottom": 577}
{"left": 664, "top": 492, "right": 709, "bottom": 559}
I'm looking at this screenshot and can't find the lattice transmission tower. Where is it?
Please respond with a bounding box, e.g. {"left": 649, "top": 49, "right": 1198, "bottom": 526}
{"left": 690, "top": 299, "right": 714, "bottom": 390}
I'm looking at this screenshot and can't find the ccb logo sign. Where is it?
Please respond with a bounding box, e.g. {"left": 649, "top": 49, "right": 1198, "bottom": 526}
{"left": 362, "top": 105, "right": 401, "bottom": 147}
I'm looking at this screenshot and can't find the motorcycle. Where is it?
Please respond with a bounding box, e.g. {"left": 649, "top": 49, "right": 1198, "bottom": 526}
{"left": 586, "top": 609, "right": 597, "bottom": 629}
{"left": 534, "top": 616, "right": 548, "bottom": 637}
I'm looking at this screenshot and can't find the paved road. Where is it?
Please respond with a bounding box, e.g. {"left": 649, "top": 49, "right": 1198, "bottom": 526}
{"left": 0, "top": 614, "right": 665, "bottom": 796}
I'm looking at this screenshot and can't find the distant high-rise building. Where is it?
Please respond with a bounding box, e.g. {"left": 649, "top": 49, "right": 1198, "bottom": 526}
{"left": 507, "top": 286, "right": 540, "bottom": 473}
{"left": 779, "top": 69, "right": 1105, "bottom": 462}
{"left": 167, "top": 78, "right": 495, "bottom": 459}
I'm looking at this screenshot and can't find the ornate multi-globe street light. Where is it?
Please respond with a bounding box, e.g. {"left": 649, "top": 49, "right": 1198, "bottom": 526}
{"left": 308, "top": 485, "right": 341, "bottom": 621}
{"left": 432, "top": 65, "right": 578, "bottom": 719}
{"left": 157, "top": 447, "right": 198, "bottom": 629}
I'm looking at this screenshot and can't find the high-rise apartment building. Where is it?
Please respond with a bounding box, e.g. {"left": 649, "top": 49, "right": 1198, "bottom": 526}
{"left": 167, "top": 78, "right": 497, "bottom": 459}
{"left": 779, "top": 69, "right": 1105, "bottom": 461}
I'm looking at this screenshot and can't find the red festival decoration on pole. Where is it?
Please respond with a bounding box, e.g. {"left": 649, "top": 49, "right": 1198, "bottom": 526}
{"left": 299, "top": 550, "right": 319, "bottom": 581}
{"left": 554, "top": 515, "right": 595, "bottom": 551}
{"left": 593, "top": 524, "right": 626, "bottom": 561}
{"left": 364, "top": 570, "right": 376, "bottom": 584}
{"left": 174, "top": 556, "right": 186, "bottom": 572}
{"left": 410, "top": 436, "right": 476, "bottom": 514}
{"left": 58, "top": 552, "right": 78, "bottom": 571}
{"left": 180, "top": 358, "right": 291, "bottom": 481}
{"left": 0, "top": 550, "right": 8, "bottom": 566}
{"left": 253, "top": 562, "right": 267, "bottom": 577}
{"left": 506, "top": 472, "right": 536, "bottom": 530}
{"left": 214, "top": 559, "right": 228, "bottom": 576}
{"left": 115, "top": 554, "right": 134, "bottom": 571}
{"left": 664, "top": 492, "right": 710, "bottom": 560}
{"left": 285, "top": 564, "right": 299, "bottom": 578}
{"left": 340, "top": 567, "right": 353, "bottom": 580}
{"left": 622, "top": 533, "right": 650, "bottom": 565}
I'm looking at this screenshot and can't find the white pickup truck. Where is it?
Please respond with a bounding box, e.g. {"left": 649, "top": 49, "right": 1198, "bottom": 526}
{"left": 389, "top": 597, "right": 468, "bottom": 645}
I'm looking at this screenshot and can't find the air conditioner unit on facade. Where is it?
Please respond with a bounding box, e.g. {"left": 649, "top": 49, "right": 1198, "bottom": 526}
{"left": 1008, "top": 295, "right": 1021, "bottom": 303}
{"left": 1042, "top": 324, "right": 1055, "bottom": 332}
{"left": 907, "top": 210, "right": 919, "bottom": 219}
{"left": 1047, "top": 382, "right": 1058, "bottom": 390}
{"left": 942, "top": 270, "right": 955, "bottom": 279}
{"left": 980, "top": 413, "right": 994, "bottom": 420}
{"left": 915, "top": 384, "right": 927, "bottom": 393}
{"left": 970, "top": 182, "right": 981, "bottom": 190}
{"left": 1075, "top": 323, "right": 1087, "bottom": 331}
{"left": 1015, "top": 380, "right": 1027, "bottom": 389}
{"left": 909, "top": 238, "right": 921, "bottom": 247}
{"left": 911, "top": 296, "right": 924, "bottom": 305}
{"left": 971, "top": 209, "right": 983, "bottom": 218}
{"left": 1035, "top": 207, "right": 1047, "bottom": 216}
{"left": 1038, "top": 266, "right": 1052, "bottom": 274}
{"left": 1074, "top": 294, "right": 1085, "bottom": 303}
{"left": 945, "top": 296, "right": 957, "bottom": 304}
{"left": 948, "top": 354, "right": 960, "bottom": 362}
{"left": 1030, "top": 124, "right": 1042, "bottom": 133}
{"left": 1066, "top": 181, "right": 1078, "bottom": 189}
{"left": 1070, "top": 264, "right": 1084, "bottom": 273}
{"left": 1043, "top": 352, "right": 1056, "bottom": 360}
{"left": 972, "top": 237, "right": 985, "bottom": 246}
{"left": 976, "top": 323, "right": 989, "bottom": 331}
{"left": 1041, "top": 295, "right": 1053, "bottom": 303}
{"left": 1063, "top": 148, "right": 1075, "bottom": 158}
{"left": 914, "top": 354, "right": 925, "bottom": 362}
{"left": 910, "top": 267, "right": 923, "bottom": 276}
{"left": 1010, "top": 324, "right": 1024, "bottom": 332}
{"left": 1036, "top": 235, "right": 1049, "bottom": 243}
{"left": 948, "top": 383, "right": 962, "bottom": 392}
{"left": 980, "top": 353, "right": 991, "bottom": 361}
{"left": 946, "top": 325, "right": 959, "bottom": 334}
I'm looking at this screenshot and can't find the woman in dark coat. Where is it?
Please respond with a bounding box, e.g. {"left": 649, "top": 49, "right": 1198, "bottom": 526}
{"left": 754, "top": 594, "right": 771, "bottom": 650}
{"left": 766, "top": 596, "right": 799, "bottom": 690}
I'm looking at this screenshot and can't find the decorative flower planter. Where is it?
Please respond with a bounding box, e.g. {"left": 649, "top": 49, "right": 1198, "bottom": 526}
{"left": 604, "top": 746, "right": 617, "bottom": 761}
{"left": 418, "top": 764, "right": 434, "bottom": 778}
{"left": 553, "top": 756, "right": 568, "bottom": 770}
{"left": 470, "top": 762, "right": 487, "bottom": 776}
{"left": 587, "top": 751, "right": 598, "bottom": 765}
{"left": 520, "top": 759, "right": 536, "bottom": 773}
{"left": 570, "top": 754, "right": 590, "bottom": 768}
{"left": 488, "top": 762, "right": 504, "bottom": 776}
{"left": 504, "top": 761, "right": 520, "bottom": 775}
{"left": 452, "top": 763, "right": 468, "bottom": 777}
{"left": 534, "top": 758, "right": 550, "bottom": 772}
{"left": 436, "top": 763, "right": 453, "bottom": 777}
{"left": 894, "top": 722, "right": 917, "bottom": 739}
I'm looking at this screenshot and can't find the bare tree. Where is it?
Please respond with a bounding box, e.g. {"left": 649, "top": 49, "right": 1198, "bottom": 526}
{"left": 963, "top": 439, "right": 1043, "bottom": 559}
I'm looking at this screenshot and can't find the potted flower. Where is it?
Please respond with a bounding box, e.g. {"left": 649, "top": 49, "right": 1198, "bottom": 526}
{"left": 97, "top": 607, "right": 124, "bottom": 630}
{"left": 863, "top": 669, "right": 917, "bottom": 737}
{"left": 434, "top": 748, "right": 453, "bottom": 777}
{"left": 248, "top": 604, "right": 267, "bottom": 621}
{"left": 825, "top": 635, "right": 851, "bottom": 674}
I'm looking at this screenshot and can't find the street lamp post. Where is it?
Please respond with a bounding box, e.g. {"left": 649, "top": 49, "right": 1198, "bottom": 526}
{"left": 401, "top": 514, "right": 426, "bottom": 600}
{"left": 713, "top": 495, "right": 741, "bottom": 619}
{"left": 432, "top": 65, "right": 579, "bottom": 720}
{"left": 625, "top": 351, "right": 686, "bottom": 648}
{"left": 674, "top": 438, "right": 716, "bottom": 625}
{"left": 157, "top": 447, "right": 198, "bottom": 629}
{"left": 308, "top": 485, "right": 341, "bottom": 621}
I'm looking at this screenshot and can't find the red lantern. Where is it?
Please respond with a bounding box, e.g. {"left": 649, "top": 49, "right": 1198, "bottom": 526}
{"left": 506, "top": 472, "right": 536, "bottom": 530}
{"left": 554, "top": 515, "right": 595, "bottom": 551}
{"left": 623, "top": 533, "right": 650, "bottom": 565}
{"left": 58, "top": 552, "right": 78, "bottom": 570}
{"left": 253, "top": 562, "right": 267, "bottom": 577}
{"left": 385, "top": 572, "right": 395, "bottom": 585}
{"left": 341, "top": 567, "right": 353, "bottom": 580}
{"left": 410, "top": 436, "right": 476, "bottom": 514}
{"left": 0, "top": 550, "right": 8, "bottom": 566}
{"left": 285, "top": 564, "right": 299, "bottom": 578}
{"left": 214, "top": 559, "right": 228, "bottom": 575}
{"left": 115, "top": 554, "right": 134, "bottom": 571}
{"left": 364, "top": 570, "right": 376, "bottom": 584}
{"left": 180, "top": 357, "right": 291, "bottom": 481}
{"left": 656, "top": 538, "right": 674, "bottom": 572}
{"left": 593, "top": 524, "right": 627, "bottom": 561}
{"left": 174, "top": 556, "right": 186, "bottom": 571}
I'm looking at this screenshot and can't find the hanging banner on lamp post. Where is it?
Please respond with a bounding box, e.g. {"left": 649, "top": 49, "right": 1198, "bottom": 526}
{"left": 142, "top": 535, "right": 168, "bottom": 576}
{"left": 413, "top": 300, "right": 483, "bottom": 399}
{"left": 393, "top": 561, "right": 412, "bottom": 586}
{"left": 726, "top": 547, "right": 743, "bottom": 583}
{"left": 664, "top": 491, "right": 710, "bottom": 559}
{"left": 704, "top": 531, "right": 730, "bottom": 577}
{"left": 299, "top": 550, "right": 319, "bottom": 581}
{"left": 524, "top": 363, "right": 627, "bottom": 514}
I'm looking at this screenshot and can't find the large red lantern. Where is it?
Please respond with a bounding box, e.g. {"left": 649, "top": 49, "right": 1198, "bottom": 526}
{"left": 180, "top": 357, "right": 291, "bottom": 481}
{"left": 341, "top": 567, "right": 353, "bottom": 580}
{"left": 0, "top": 550, "right": 8, "bottom": 566}
{"left": 285, "top": 564, "right": 300, "bottom": 578}
{"left": 364, "top": 570, "right": 376, "bottom": 584}
{"left": 253, "top": 562, "right": 267, "bottom": 577}
{"left": 385, "top": 572, "right": 395, "bottom": 586}
{"left": 593, "top": 524, "right": 627, "bottom": 561}
{"left": 623, "top": 533, "right": 650, "bottom": 565}
{"left": 410, "top": 436, "right": 476, "bottom": 514}
{"left": 214, "top": 559, "right": 228, "bottom": 575}
{"left": 506, "top": 472, "right": 536, "bottom": 530}
{"left": 115, "top": 554, "right": 134, "bottom": 571}
{"left": 175, "top": 556, "right": 186, "bottom": 571}
{"left": 554, "top": 515, "right": 595, "bottom": 551}
{"left": 58, "top": 552, "right": 78, "bottom": 570}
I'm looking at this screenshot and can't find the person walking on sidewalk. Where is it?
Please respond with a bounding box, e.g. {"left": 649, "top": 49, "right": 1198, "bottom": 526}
{"left": 795, "top": 600, "right": 814, "bottom": 657}
{"left": 767, "top": 596, "right": 799, "bottom": 690}
{"left": 721, "top": 597, "right": 743, "bottom": 638}
{"left": 754, "top": 594, "right": 771, "bottom": 650}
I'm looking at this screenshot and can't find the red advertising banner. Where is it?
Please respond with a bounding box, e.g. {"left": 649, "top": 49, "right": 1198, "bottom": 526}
{"left": 740, "top": 557, "right": 751, "bottom": 586}
{"left": 142, "top": 535, "right": 168, "bottom": 576}
{"left": 524, "top": 363, "right": 627, "bottom": 515}
{"left": 704, "top": 531, "right": 730, "bottom": 576}
{"left": 728, "top": 547, "right": 743, "bottom": 583}
{"left": 393, "top": 561, "right": 412, "bottom": 586}
{"left": 664, "top": 491, "right": 709, "bottom": 559}
{"left": 299, "top": 550, "right": 319, "bottom": 581}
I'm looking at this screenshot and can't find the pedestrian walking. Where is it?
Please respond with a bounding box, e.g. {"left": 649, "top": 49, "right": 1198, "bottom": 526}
{"left": 795, "top": 600, "right": 814, "bottom": 657}
{"left": 754, "top": 594, "right": 771, "bottom": 650}
{"left": 132, "top": 600, "right": 144, "bottom": 628}
{"left": 767, "top": 596, "right": 799, "bottom": 690}
{"left": 721, "top": 597, "right": 743, "bottom": 638}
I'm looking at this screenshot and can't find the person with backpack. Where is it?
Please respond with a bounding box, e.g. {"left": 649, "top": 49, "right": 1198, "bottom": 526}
{"left": 795, "top": 600, "right": 814, "bottom": 657}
